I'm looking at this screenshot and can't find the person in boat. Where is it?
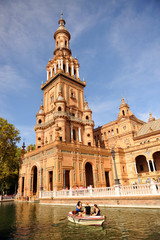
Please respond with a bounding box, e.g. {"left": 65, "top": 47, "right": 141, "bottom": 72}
{"left": 76, "top": 201, "right": 83, "bottom": 214}
{"left": 92, "top": 204, "right": 101, "bottom": 216}
{"left": 84, "top": 202, "right": 91, "bottom": 215}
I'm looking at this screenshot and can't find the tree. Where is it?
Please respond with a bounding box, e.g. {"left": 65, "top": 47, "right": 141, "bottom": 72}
{"left": 0, "top": 118, "right": 21, "bottom": 195}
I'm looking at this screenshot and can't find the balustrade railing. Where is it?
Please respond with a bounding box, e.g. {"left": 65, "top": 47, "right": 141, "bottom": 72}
{"left": 39, "top": 182, "right": 160, "bottom": 199}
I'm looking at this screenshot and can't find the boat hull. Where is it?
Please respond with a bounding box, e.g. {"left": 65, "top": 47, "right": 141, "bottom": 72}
{"left": 67, "top": 212, "right": 105, "bottom": 226}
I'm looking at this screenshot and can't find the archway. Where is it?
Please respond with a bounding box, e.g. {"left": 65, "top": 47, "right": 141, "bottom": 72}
{"left": 85, "top": 162, "right": 94, "bottom": 187}
{"left": 32, "top": 166, "right": 38, "bottom": 195}
{"left": 135, "top": 155, "right": 149, "bottom": 173}
{"left": 153, "top": 151, "right": 160, "bottom": 171}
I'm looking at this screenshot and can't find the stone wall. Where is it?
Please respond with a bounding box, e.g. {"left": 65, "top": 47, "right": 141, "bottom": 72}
{"left": 39, "top": 195, "right": 160, "bottom": 208}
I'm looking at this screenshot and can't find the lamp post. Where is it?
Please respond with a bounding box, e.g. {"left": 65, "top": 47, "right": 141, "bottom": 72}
{"left": 111, "top": 149, "right": 120, "bottom": 185}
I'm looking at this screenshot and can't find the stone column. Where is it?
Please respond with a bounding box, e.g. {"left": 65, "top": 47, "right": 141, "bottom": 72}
{"left": 47, "top": 70, "right": 49, "bottom": 80}
{"left": 63, "top": 169, "right": 66, "bottom": 189}
{"left": 54, "top": 63, "right": 56, "bottom": 74}
{"left": 58, "top": 60, "right": 60, "bottom": 69}
{"left": 19, "top": 176, "right": 22, "bottom": 197}
{"left": 134, "top": 162, "right": 138, "bottom": 174}
{"left": 70, "top": 168, "right": 73, "bottom": 190}
{"left": 77, "top": 67, "right": 79, "bottom": 79}
{"left": 151, "top": 159, "right": 156, "bottom": 171}
{"left": 93, "top": 169, "right": 97, "bottom": 188}
{"left": 50, "top": 67, "right": 52, "bottom": 78}
{"left": 71, "top": 64, "right": 74, "bottom": 76}
{"left": 78, "top": 127, "right": 81, "bottom": 142}
{"left": 61, "top": 59, "right": 63, "bottom": 70}
{"left": 66, "top": 61, "right": 69, "bottom": 73}
{"left": 40, "top": 168, "right": 43, "bottom": 190}
{"left": 71, "top": 125, "right": 73, "bottom": 141}
{"left": 147, "top": 160, "right": 151, "bottom": 172}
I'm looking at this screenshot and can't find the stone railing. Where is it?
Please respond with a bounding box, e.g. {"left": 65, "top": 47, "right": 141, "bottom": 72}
{"left": 39, "top": 182, "right": 160, "bottom": 199}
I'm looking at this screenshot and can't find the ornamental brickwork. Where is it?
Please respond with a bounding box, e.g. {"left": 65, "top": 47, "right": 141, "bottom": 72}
{"left": 18, "top": 15, "right": 160, "bottom": 199}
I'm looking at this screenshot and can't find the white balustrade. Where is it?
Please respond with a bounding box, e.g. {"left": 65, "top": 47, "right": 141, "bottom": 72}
{"left": 39, "top": 183, "right": 160, "bottom": 199}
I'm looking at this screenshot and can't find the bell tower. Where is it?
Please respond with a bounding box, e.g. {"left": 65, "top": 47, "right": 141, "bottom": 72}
{"left": 118, "top": 97, "right": 132, "bottom": 118}
{"left": 35, "top": 14, "right": 94, "bottom": 148}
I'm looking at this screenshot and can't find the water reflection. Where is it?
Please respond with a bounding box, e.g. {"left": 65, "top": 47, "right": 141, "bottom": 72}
{"left": 0, "top": 203, "right": 160, "bottom": 239}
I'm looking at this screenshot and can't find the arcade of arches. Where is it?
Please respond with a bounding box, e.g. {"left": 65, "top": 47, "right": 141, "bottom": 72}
{"left": 135, "top": 151, "right": 160, "bottom": 174}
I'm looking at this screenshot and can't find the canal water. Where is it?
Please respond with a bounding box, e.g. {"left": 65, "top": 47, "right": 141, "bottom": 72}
{"left": 0, "top": 202, "right": 160, "bottom": 240}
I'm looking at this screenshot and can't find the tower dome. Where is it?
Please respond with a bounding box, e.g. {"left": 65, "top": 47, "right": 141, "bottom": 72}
{"left": 54, "top": 12, "right": 71, "bottom": 56}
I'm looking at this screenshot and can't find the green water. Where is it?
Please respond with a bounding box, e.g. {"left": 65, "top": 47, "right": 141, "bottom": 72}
{"left": 0, "top": 202, "right": 160, "bottom": 239}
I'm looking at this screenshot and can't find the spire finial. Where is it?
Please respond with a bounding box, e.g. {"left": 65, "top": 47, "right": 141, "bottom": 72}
{"left": 148, "top": 112, "right": 155, "bottom": 122}
{"left": 121, "top": 96, "right": 125, "bottom": 104}
{"left": 61, "top": 11, "right": 63, "bottom": 19}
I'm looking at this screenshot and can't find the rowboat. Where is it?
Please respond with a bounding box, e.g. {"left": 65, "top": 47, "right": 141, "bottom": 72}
{"left": 67, "top": 211, "right": 105, "bottom": 226}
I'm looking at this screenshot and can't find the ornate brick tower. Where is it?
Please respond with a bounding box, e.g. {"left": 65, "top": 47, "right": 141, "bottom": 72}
{"left": 35, "top": 14, "right": 94, "bottom": 148}
{"left": 18, "top": 15, "right": 110, "bottom": 198}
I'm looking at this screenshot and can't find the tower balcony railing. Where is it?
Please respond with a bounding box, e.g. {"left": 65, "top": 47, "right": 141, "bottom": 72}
{"left": 35, "top": 113, "right": 94, "bottom": 130}
{"left": 39, "top": 182, "right": 160, "bottom": 199}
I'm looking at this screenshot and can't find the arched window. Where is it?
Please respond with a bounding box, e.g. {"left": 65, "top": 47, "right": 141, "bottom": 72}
{"left": 58, "top": 106, "right": 62, "bottom": 112}
{"left": 85, "top": 162, "right": 93, "bottom": 187}
{"left": 50, "top": 135, "right": 52, "bottom": 141}
{"left": 87, "top": 133, "right": 90, "bottom": 137}
{"left": 153, "top": 151, "right": 160, "bottom": 171}
{"left": 86, "top": 116, "right": 89, "bottom": 120}
{"left": 38, "top": 119, "right": 42, "bottom": 124}
{"left": 65, "top": 40, "right": 67, "bottom": 47}
{"left": 122, "top": 110, "right": 125, "bottom": 116}
{"left": 38, "top": 137, "right": 41, "bottom": 141}
{"left": 135, "top": 155, "right": 148, "bottom": 173}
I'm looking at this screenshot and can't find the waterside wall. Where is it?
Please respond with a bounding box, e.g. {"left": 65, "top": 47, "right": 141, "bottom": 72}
{"left": 39, "top": 195, "right": 160, "bottom": 208}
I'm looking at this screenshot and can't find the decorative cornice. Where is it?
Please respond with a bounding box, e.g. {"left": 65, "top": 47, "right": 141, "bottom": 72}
{"left": 41, "top": 72, "right": 85, "bottom": 91}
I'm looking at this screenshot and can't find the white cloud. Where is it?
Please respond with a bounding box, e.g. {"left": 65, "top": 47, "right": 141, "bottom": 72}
{"left": 0, "top": 65, "right": 29, "bottom": 93}
{"left": 105, "top": 2, "right": 160, "bottom": 92}
{"left": 90, "top": 98, "right": 118, "bottom": 114}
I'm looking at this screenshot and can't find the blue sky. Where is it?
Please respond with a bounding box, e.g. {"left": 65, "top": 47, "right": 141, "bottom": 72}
{"left": 0, "top": 0, "right": 160, "bottom": 147}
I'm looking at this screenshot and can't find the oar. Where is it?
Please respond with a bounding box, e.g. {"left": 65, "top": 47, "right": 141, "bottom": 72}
{"left": 59, "top": 216, "right": 67, "bottom": 221}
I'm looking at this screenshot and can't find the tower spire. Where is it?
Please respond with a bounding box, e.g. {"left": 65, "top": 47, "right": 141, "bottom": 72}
{"left": 61, "top": 10, "right": 63, "bottom": 19}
